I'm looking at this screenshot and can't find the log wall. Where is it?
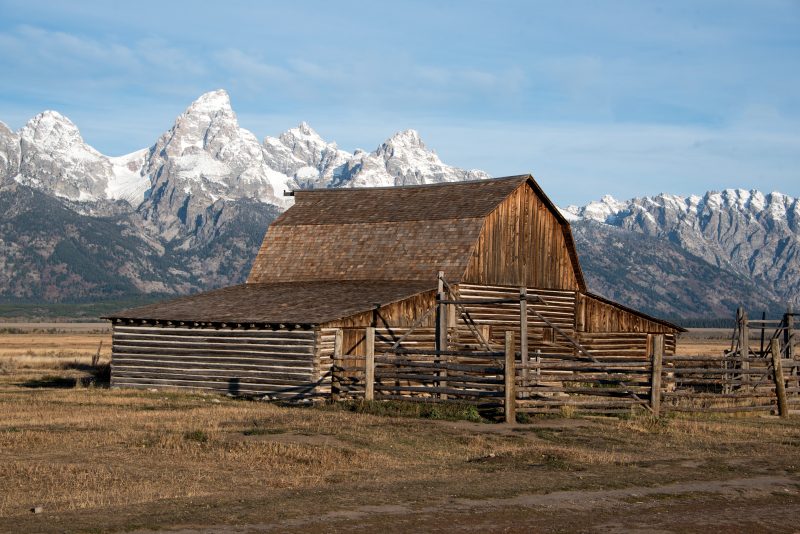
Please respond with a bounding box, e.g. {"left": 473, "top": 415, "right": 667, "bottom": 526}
{"left": 111, "top": 324, "right": 319, "bottom": 399}
{"left": 579, "top": 293, "right": 676, "bottom": 334}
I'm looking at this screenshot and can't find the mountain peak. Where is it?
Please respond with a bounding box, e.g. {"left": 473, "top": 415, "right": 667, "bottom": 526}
{"left": 385, "top": 129, "right": 424, "bottom": 149}
{"left": 186, "top": 89, "right": 232, "bottom": 115}
{"left": 283, "top": 121, "right": 324, "bottom": 144}
{"left": 20, "top": 110, "right": 83, "bottom": 147}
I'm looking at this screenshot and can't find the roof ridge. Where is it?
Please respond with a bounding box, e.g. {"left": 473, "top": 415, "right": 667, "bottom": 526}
{"left": 293, "top": 174, "right": 529, "bottom": 194}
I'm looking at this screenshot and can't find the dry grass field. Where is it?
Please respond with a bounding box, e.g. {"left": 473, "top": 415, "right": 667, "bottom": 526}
{"left": 1, "top": 325, "right": 799, "bottom": 533}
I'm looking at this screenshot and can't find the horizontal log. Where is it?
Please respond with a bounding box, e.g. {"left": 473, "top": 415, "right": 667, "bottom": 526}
{"left": 516, "top": 407, "right": 639, "bottom": 414}
{"left": 114, "top": 326, "right": 313, "bottom": 338}
{"left": 516, "top": 398, "right": 646, "bottom": 406}
{"left": 385, "top": 348, "right": 503, "bottom": 357}
{"left": 113, "top": 358, "right": 314, "bottom": 373}
{"left": 112, "top": 376, "right": 320, "bottom": 394}
{"left": 376, "top": 360, "right": 505, "bottom": 373}
{"left": 520, "top": 375, "right": 651, "bottom": 385}
{"left": 374, "top": 394, "right": 502, "bottom": 407}
{"left": 114, "top": 339, "right": 313, "bottom": 353}
{"left": 113, "top": 369, "right": 315, "bottom": 386}
{"left": 112, "top": 345, "right": 313, "bottom": 359}
{"left": 515, "top": 386, "right": 650, "bottom": 396}
{"left": 663, "top": 391, "right": 776, "bottom": 399}
{"left": 372, "top": 385, "right": 503, "bottom": 397}
{"left": 664, "top": 405, "right": 774, "bottom": 413}
{"left": 113, "top": 333, "right": 314, "bottom": 345}
{"left": 111, "top": 350, "right": 314, "bottom": 364}
{"left": 521, "top": 362, "right": 651, "bottom": 371}
{"left": 374, "top": 373, "right": 503, "bottom": 385}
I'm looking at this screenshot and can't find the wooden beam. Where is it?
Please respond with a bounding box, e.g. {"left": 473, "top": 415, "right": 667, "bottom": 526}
{"left": 771, "top": 338, "right": 788, "bottom": 418}
{"left": 739, "top": 307, "right": 750, "bottom": 384}
{"left": 437, "top": 271, "right": 448, "bottom": 400}
{"left": 786, "top": 305, "right": 797, "bottom": 395}
{"left": 365, "top": 326, "right": 375, "bottom": 401}
{"left": 650, "top": 334, "right": 664, "bottom": 417}
{"left": 504, "top": 330, "right": 516, "bottom": 424}
{"left": 519, "top": 288, "right": 528, "bottom": 397}
{"left": 332, "top": 328, "right": 343, "bottom": 402}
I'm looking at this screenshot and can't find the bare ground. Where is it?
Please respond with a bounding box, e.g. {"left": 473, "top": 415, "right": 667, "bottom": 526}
{"left": 1, "top": 328, "right": 799, "bottom": 533}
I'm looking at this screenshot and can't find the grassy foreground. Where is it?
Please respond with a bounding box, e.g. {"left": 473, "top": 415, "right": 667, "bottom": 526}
{"left": 1, "top": 328, "right": 799, "bottom": 533}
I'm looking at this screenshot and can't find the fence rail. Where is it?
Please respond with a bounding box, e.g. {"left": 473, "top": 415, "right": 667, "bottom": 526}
{"left": 331, "top": 328, "right": 799, "bottom": 421}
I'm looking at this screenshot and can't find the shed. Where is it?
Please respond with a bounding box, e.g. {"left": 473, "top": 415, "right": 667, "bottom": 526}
{"left": 106, "top": 175, "right": 683, "bottom": 398}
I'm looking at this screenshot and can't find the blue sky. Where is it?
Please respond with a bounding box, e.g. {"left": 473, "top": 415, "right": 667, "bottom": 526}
{"left": 0, "top": 0, "right": 798, "bottom": 205}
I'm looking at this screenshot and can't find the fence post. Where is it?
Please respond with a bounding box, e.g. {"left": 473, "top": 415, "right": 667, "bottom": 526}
{"left": 365, "top": 326, "right": 375, "bottom": 401}
{"left": 331, "top": 329, "right": 343, "bottom": 402}
{"left": 436, "top": 271, "right": 448, "bottom": 400}
{"left": 504, "top": 330, "right": 516, "bottom": 424}
{"left": 519, "top": 288, "right": 528, "bottom": 398}
{"left": 786, "top": 305, "right": 797, "bottom": 395}
{"left": 650, "top": 334, "right": 664, "bottom": 417}
{"left": 771, "top": 338, "right": 788, "bottom": 418}
{"left": 738, "top": 307, "right": 750, "bottom": 385}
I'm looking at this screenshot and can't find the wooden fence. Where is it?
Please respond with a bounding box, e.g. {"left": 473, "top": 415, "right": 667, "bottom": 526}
{"left": 332, "top": 329, "right": 799, "bottom": 421}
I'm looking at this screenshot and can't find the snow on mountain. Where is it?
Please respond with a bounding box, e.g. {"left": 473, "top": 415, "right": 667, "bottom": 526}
{"left": 15, "top": 110, "right": 117, "bottom": 202}
{"left": 567, "top": 189, "right": 800, "bottom": 305}
{"left": 108, "top": 148, "right": 151, "bottom": 206}
{"left": 2, "top": 111, "right": 150, "bottom": 206}
{"left": 263, "top": 121, "right": 351, "bottom": 188}
{"left": 333, "top": 129, "right": 491, "bottom": 188}
{"left": 144, "top": 89, "right": 294, "bottom": 206}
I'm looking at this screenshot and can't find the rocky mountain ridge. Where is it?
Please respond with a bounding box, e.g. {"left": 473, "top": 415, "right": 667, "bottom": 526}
{"left": 564, "top": 190, "right": 800, "bottom": 308}
{"left": 0, "top": 89, "right": 795, "bottom": 318}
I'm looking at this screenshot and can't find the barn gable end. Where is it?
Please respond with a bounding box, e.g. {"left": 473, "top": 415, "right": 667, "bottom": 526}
{"left": 464, "top": 179, "right": 584, "bottom": 290}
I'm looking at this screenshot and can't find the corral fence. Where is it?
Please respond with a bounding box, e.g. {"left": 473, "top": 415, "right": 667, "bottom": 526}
{"left": 331, "top": 279, "right": 798, "bottom": 421}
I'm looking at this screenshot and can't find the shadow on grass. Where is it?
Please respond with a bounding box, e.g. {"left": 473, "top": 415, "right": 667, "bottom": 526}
{"left": 20, "top": 375, "right": 77, "bottom": 388}
{"left": 20, "top": 363, "right": 111, "bottom": 389}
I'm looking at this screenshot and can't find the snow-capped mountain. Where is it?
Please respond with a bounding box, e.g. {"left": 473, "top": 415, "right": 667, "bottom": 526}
{"left": 0, "top": 90, "right": 493, "bottom": 304}
{"left": 262, "top": 121, "right": 352, "bottom": 188}
{"left": 565, "top": 190, "right": 800, "bottom": 307}
{"left": 332, "top": 129, "right": 490, "bottom": 188}
{"left": 0, "top": 88, "right": 796, "bottom": 318}
{"left": 1, "top": 89, "right": 487, "bottom": 233}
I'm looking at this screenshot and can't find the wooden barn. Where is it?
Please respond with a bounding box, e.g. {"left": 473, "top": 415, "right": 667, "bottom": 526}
{"left": 106, "top": 175, "right": 683, "bottom": 400}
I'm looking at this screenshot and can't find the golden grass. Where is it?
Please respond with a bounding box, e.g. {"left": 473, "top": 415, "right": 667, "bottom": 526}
{"left": 1, "top": 329, "right": 799, "bottom": 531}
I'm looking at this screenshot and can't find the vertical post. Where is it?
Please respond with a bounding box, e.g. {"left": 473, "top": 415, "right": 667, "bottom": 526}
{"left": 771, "top": 338, "right": 788, "bottom": 418}
{"left": 575, "top": 292, "right": 585, "bottom": 332}
{"left": 436, "top": 271, "right": 448, "bottom": 400}
{"left": 738, "top": 307, "right": 750, "bottom": 385}
{"left": 519, "top": 288, "right": 528, "bottom": 397}
{"left": 331, "top": 329, "right": 343, "bottom": 402}
{"left": 504, "top": 330, "right": 516, "bottom": 424}
{"left": 786, "top": 305, "right": 797, "bottom": 394}
{"left": 650, "top": 334, "right": 664, "bottom": 417}
{"left": 365, "top": 326, "right": 375, "bottom": 401}
{"left": 785, "top": 305, "right": 795, "bottom": 360}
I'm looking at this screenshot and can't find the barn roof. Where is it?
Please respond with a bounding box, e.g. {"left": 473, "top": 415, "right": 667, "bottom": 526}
{"left": 274, "top": 175, "right": 530, "bottom": 225}
{"left": 105, "top": 280, "right": 435, "bottom": 325}
{"left": 248, "top": 175, "right": 585, "bottom": 288}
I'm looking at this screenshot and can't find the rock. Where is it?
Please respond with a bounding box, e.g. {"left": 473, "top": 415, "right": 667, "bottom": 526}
{"left": 31, "top": 506, "right": 43, "bottom": 514}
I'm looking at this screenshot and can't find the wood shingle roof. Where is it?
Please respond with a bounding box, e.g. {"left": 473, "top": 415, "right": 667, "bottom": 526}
{"left": 248, "top": 175, "right": 579, "bottom": 284}
{"left": 106, "top": 281, "right": 436, "bottom": 325}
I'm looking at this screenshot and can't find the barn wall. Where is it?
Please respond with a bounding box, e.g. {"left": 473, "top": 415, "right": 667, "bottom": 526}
{"left": 111, "top": 324, "right": 320, "bottom": 399}
{"left": 456, "top": 283, "right": 577, "bottom": 355}
{"left": 463, "top": 184, "right": 581, "bottom": 290}
{"left": 577, "top": 293, "right": 677, "bottom": 334}
{"left": 321, "top": 290, "right": 437, "bottom": 329}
